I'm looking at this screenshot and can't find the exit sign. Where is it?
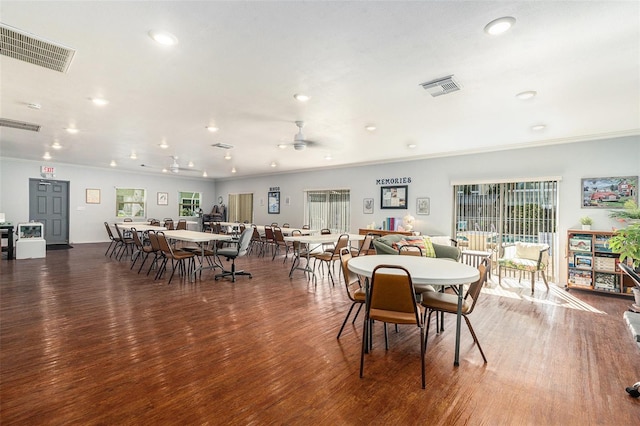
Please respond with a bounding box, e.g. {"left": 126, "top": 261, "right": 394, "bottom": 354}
{"left": 40, "top": 165, "right": 56, "bottom": 178}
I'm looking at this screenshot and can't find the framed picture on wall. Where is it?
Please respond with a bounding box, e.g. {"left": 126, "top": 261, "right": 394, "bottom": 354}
{"left": 380, "top": 185, "right": 407, "bottom": 209}
{"left": 581, "top": 176, "right": 638, "bottom": 208}
{"left": 268, "top": 191, "right": 280, "bottom": 214}
{"left": 363, "top": 198, "right": 374, "bottom": 214}
{"left": 85, "top": 188, "right": 100, "bottom": 204}
{"left": 416, "top": 197, "right": 430, "bottom": 215}
{"left": 157, "top": 192, "right": 168, "bottom": 206}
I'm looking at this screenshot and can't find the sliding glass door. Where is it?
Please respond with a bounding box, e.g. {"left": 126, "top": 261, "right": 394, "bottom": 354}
{"left": 453, "top": 180, "right": 558, "bottom": 280}
{"left": 304, "top": 189, "right": 350, "bottom": 233}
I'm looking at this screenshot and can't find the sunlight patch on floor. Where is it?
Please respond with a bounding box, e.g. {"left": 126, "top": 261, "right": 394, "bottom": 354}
{"left": 481, "top": 276, "right": 606, "bottom": 314}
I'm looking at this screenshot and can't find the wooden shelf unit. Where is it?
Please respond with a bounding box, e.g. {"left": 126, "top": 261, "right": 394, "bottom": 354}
{"left": 358, "top": 228, "right": 414, "bottom": 237}
{"left": 566, "top": 229, "right": 633, "bottom": 297}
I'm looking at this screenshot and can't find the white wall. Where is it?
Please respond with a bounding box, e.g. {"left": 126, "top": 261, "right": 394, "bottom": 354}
{"left": 214, "top": 136, "right": 639, "bottom": 283}
{"left": 2, "top": 136, "right": 638, "bottom": 282}
{"left": 0, "top": 158, "right": 216, "bottom": 243}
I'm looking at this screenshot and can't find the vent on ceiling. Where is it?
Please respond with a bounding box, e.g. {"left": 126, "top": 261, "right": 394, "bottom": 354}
{"left": 0, "top": 23, "right": 76, "bottom": 73}
{"left": 0, "top": 117, "right": 41, "bottom": 132}
{"left": 419, "top": 75, "right": 461, "bottom": 97}
{"left": 211, "top": 143, "right": 234, "bottom": 150}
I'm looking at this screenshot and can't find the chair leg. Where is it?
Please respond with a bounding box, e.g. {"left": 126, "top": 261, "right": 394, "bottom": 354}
{"left": 352, "top": 303, "right": 363, "bottom": 324}
{"left": 360, "top": 314, "right": 369, "bottom": 378}
{"left": 464, "top": 316, "right": 487, "bottom": 363}
{"left": 530, "top": 271, "right": 535, "bottom": 293}
{"left": 420, "top": 324, "right": 426, "bottom": 389}
{"left": 541, "top": 270, "right": 549, "bottom": 290}
{"left": 337, "top": 302, "right": 356, "bottom": 339}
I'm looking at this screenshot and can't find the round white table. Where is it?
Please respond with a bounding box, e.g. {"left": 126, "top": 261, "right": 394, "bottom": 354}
{"left": 348, "top": 255, "right": 480, "bottom": 366}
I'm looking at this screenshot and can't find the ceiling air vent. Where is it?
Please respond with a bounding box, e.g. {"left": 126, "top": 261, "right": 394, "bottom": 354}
{"left": 419, "top": 75, "right": 461, "bottom": 97}
{"left": 0, "top": 23, "right": 76, "bottom": 73}
{"left": 0, "top": 118, "right": 41, "bottom": 132}
{"left": 211, "top": 143, "right": 234, "bottom": 150}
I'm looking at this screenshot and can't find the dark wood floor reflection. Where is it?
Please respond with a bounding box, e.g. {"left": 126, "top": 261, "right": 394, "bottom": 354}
{"left": 1, "top": 243, "right": 639, "bottom": 424}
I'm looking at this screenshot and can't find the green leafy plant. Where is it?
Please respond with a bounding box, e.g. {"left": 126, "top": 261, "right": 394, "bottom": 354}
{"left": 609, "top": 200, "right": 640, "bottom": 221}
{"left": 580, "top": 216, "right": 593, "bottom": 225}
{"left": 608, "top": 222, "right": 640, "bottom": 268}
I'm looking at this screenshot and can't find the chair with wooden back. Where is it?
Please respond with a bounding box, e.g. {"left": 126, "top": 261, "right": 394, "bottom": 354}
{"left": 155, "top": 231, "right": 196, "bottom": 284}
{"left": 360, "top": 264, "right": 425, "bottom": 389}
{"left": 271, "top": 226, "right": 291, "bottom": 263}
{"left": 312, "top": 233, "right": 350, "bottom": 286}
{"left": 337, "top": 248, "right": 366, "bottom": 338}
{"left": 420, "top": 261, "right": 489, "bottom": 363}
{"left": 103, "top": 222, "right": 121, "bottom": 257}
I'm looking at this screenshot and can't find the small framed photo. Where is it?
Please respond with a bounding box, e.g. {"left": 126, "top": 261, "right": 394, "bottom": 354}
{"left": 380, "top": 185, "right": 407, "bottom": 210}
{"left": 157, "top": 192, "right": 168, "bottom": 206}
{"left": 363, "top": 198, "right": 374, "bottom": 214}
{"left": 86, "top": 188, "right": 100, "bottom": 204}
{"left": 416, "top": 197, "right": 430, "bottom": 215}
{"left": 268, "top": 191, "right": 280, "bottom": 214}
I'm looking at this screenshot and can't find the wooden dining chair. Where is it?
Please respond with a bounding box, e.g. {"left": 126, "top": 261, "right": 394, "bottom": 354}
{"left": 360, "top": 264, "right": 425, "bottom": 389}
{"left": 155, "top": 231, "right": 196, "bottom": 284}
{"left": 421, "top": 261, "right": 488, "bottom": 363}
{"left": 337, "top": 248, "right": 366, "bottom": 338}
{"left": 312, "top": 233, "right": 349, "bottom": 286}
{"left": 176, "top": 219, "right": 187, "bottom": 230}
{"left": 103, "top": 222, "right": 121, "bottom": 257}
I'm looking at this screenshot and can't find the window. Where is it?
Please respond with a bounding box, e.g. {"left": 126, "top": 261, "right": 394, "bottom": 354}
{"left": 178, "top": 191, "right": 201, "bottom": 217}
{"left": 453, "top": 180, "right": 558, "bottom": 279}
{"left": 305, "top": 189, "right": 350, "bottom": 233}
{"left": 228, "top": 193, "right": 253, "bottom": 223}
{"left": 116, "top": 188, "right": 146, "bottom": 217}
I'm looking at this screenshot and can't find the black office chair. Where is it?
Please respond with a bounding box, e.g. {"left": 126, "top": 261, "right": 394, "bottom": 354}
{"left": 215, "top": 228, "right": 253, "bottom": 282}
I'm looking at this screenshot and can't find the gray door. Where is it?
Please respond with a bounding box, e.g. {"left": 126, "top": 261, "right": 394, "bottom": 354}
{"left": 29, "top": 179, "right": 70, "bottom": 245}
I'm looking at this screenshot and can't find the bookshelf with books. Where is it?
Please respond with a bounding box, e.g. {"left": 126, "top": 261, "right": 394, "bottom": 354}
{"left": 566, "top": 229, "right": 633, "bottom": 297}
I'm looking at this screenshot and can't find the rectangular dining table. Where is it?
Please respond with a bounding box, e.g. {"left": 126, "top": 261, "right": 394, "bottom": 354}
{"left": 347, "top": 254, "right": 480, "bottom": 366}
{"left": 163, "top": 230, "right": 233, "bottom": 280}
{"left": 284, "top": 233, "right": 365, "bottom": 282}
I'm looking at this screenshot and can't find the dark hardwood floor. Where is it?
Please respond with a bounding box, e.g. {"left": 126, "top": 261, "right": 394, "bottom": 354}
{"left": 1, "top": 243, "right": 639, "bottom": 424}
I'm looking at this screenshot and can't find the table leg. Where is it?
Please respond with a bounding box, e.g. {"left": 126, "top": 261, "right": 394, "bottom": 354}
{"left": 454, "top": 283, "right": 463, "bottom": 366}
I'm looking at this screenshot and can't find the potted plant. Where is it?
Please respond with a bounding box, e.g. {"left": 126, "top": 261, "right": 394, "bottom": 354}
{"left": 608, "top": 222, "right": 640, "bottom": 268}
{"left": 580, "top": 216, "right": 593, "bottom": 230}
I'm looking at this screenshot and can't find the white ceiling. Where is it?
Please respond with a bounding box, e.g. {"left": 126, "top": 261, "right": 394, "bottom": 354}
{"left": 1, "top": 1, "right": 639, "bottom": 180}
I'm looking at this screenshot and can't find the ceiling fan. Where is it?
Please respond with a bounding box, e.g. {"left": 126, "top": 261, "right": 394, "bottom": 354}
{"left": 140, "top": 156, "right": 201, "bottom": 174}
{"left": 279, "top": 121, "right": 320, "bottom": 151}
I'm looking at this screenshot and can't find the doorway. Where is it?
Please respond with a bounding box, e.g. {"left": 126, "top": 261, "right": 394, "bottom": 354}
{"left": 28, "top": 179, "right": 70, "bottom": 245}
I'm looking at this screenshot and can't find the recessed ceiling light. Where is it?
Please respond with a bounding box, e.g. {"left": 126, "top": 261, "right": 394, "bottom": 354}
{"left": 65, "top": 127, "right": 79, "bottom": 134}
{"left": 110, "top": 160, "right": 117, "bottom": 167}
{"left": 278, "top": 143, "right": 288, "bottom": 149}
{"left": 202, "top": 171, "right": 208, "bottom": 177}
{"left": 407, "top": 143, "right": 417, "bottom": 149}
{"left": 206, "top": 126, "right": 219, "bottom": 132}
{"left": 159, "top": 141, "right": 169, "bottom": 149}
{"left": 324, "top": 154, "right": 332, "bottom": 161}
{"left": 130, "top": 152, "right": 137, "bottom": 160}
{"left": 148, "top": 30, "right": 179, "bottom": 46}
{"left": 90, "top": 97, "right": 109, "bottom": 106}
{"left": 516, "top": 90, "right": 537, "bottom": 100}
{"left": 162, "top": 168, "right": 168, "bottom": 173}
{"left": 531, "top": 124, "right": 546, "bottom": 131}
{"left": 231, "top": 167, "right": 237, "bottom": 173}
{"left": 224, "top": 153, "right": 232, "bottom": 160}
{"left": 484, "top": 16, "right": 516, "bottom": 35}
{"left": 43, "top": 152, "right": 51, "bottom": 160}
{"left": 51, "top": 141, "right": 62, "bottom": 150}
{"left": 294, "top": 94, "right": 310, "bottom": 102}
{"left": 188, "top": 161, "right": 194, "bottom": 168}
{"left": 270, "top": 162, "right": 277, "bottom": 168}
{"left": 365, "top": 125, "right": 377, "bottom": 132}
